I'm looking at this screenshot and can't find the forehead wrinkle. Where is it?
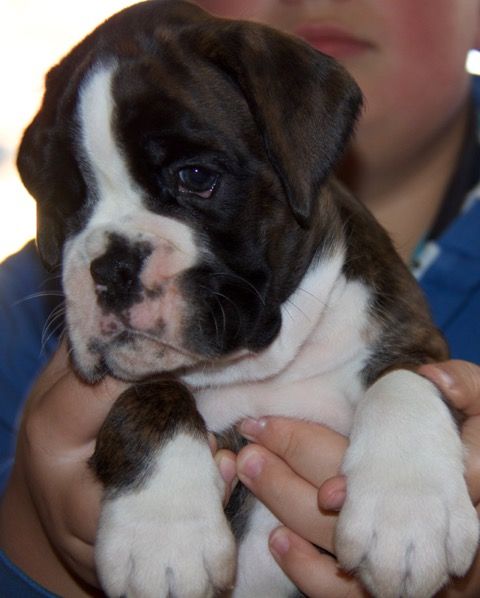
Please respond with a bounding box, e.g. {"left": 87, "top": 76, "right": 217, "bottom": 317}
{"left": 114, "top": 42, "right": 254, "bottom": 146}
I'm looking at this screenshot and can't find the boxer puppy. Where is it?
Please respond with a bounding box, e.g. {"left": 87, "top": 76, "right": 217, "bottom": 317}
{"left": 17, "top": 1, "right": 478, "bottom": 596}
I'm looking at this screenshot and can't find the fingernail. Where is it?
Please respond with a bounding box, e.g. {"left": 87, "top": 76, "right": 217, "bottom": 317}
{"left": 326, "top": 490, "right": 346, "bottom": 511}
{"left": 239, "top": 417, "right": 267, "bottom": 441}
{"left": 208, "top": 433, "right": 218, "bottom": 455}
{"left": 270, "top": 528, "right": 290, "bottom": 557}
{"left": 435, "top": 367, "right": 455, "bottom": 389}
{"left": 238, "top": 451, "right": 265, "bottom": 481}
{"left": 423, "top": 365, "right": 455, "bottom": 390}
{"left": 217, "top": 454, "right": 237, "bottom": 486}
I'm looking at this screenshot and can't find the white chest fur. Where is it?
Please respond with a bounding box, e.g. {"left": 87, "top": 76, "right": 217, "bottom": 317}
{"left": 185, "top": 251, "right": 373, "bottom": 435}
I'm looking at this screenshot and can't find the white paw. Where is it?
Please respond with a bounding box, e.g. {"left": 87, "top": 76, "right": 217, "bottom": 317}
{"left": 96, "top": 499, "right": 235, "bottom": 597}
{"left": 336, "top": 479, "right": 478, "bottom": 597}
{"left": 338, "top": 371, "right": 480, "bottom": 597}
{"left": 95, "top": 434, "right": 236, "bottom": 597}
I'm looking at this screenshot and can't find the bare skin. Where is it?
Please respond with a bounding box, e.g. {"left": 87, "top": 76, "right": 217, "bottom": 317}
{"left": 0, "top": 344, "right": 121, "bottom": 596}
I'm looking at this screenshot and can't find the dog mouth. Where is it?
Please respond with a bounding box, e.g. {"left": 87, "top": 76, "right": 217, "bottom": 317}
{"left": 81, "top": 324, "right": 257, "bottom": 383}
{"left": 64, "top": 238, "right": 278, "bottom": 382}
{"left": 83, "top": 329, "right": 203, "bottom": 382}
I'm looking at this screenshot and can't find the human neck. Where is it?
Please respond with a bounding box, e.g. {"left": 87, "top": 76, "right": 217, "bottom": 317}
{"left": 341, "top": 104, "right": 470, "bottom": 263}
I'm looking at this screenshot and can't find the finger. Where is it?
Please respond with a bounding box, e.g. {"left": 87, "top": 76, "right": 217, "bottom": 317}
{"left": 317, "top": 475, "right": 347, "bottom": 512}
{"left": 461, "top": 413, "right": 480, "bottom": 505}
{"left": 419, "top": 361, "right": 480, "bottom": 503}
{"left": 17, "top": 438, "right": 103, "bottom": 588}
{"left": 419, "top": 360, "right": 480, "bottom": 416}
{"left": 214, "top": 449, "right": 238, "bottom": 506}
{"left": 61, "top": 461, "right": 103, "bottom": 546}
{"left": 60, "top": 535, "right": 100, "bottom": 589}
{"left": 238, "top": 417, "right": 348, "bottom": 487}
{"left": 269, "top": 526, "right": 366, "bottom": 598}
{"left": 237, "top": 444, "right": 337, "bottom": 552}
{"left": 208, "top": 433, "right": 218, "bottom": 455}
{"left": 22, "top": 424, "right": 103, "bottom": 545}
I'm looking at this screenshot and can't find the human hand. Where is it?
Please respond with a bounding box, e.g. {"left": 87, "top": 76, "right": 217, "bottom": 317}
{"left": 234, "top": 361, "right": 480, "bottom": 597}
{"left": 418, "top": 360, "right": 480, "bottom": 597}
{"left": 0, "top": 341, "right": 127, "bottom": 596}
{"left": 419, "top": 360, "right": 480, "bottom": 502}
{"left": 234, "top": 417, "right": 367, "bottom": 597}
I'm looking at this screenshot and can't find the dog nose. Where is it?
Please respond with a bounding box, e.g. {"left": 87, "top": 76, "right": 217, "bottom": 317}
{"left": 90, "top": 234, "right": 152, "bottom": 311}
{"left": 90, "top": 253, "right": 137, "bottom": 290}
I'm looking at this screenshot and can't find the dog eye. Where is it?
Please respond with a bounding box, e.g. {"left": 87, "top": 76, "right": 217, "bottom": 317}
{"left": 176, "top": 166, "right": 219, "bottom": 198}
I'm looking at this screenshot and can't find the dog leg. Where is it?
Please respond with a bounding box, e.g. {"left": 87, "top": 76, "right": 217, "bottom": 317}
{"left": 90, "top": 379, "right": 236, "bottom": 598}
{"left": 336, "top": 370, "right": 479, "bottom": 598}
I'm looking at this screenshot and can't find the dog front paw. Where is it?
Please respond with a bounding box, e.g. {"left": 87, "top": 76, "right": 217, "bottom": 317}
{"left": 96, "top": 496, "right": 235, "bottom": 597}
{"left": 336, "top": 479, "right": 478, "bottom": 597}
{"left": 95, "top": 434, "right": 236, "bottom": 597}
{"left": 337, "top": 370, "right": 480, "bottom": 597}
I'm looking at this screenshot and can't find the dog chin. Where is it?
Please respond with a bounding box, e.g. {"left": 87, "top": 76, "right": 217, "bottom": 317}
{"left": 72, "top": 335, "right": 203, "bottom": 383}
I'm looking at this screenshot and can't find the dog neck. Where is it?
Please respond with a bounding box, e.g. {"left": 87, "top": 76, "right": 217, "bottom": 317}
{"left": 181, "top": 245, "right": 363, "bottom": 390}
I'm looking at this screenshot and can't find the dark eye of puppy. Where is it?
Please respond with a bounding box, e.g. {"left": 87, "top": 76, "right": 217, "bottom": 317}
{"left": 177, "top": 166, "right": 219, "bottom": 198}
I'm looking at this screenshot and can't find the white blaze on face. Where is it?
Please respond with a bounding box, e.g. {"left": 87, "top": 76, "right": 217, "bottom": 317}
{"left": 63, "top": 63, "right": 201, "bottom": 379}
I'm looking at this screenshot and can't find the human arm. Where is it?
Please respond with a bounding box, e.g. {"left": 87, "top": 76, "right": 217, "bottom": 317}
{"left": 0, "top": 342, "right": 127, "bottom": 596}
{"left": 419, "top": 361, "right": 480, "bottom": 597}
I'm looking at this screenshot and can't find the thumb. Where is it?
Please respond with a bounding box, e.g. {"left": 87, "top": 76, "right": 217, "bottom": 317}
{"left": 419, "top": 360, "right": 480, "bottom": 504}
{"left": 418, "top": 360, "right": 480, "bottom": 416}
{"left": 317, "top": 475, "right": 347, "bottom": 512}
{"left": 214, "top": 449, "right": 238, "bottom": 506}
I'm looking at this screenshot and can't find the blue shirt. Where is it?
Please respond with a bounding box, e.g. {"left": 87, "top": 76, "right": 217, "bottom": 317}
{"left": 0, "top": 241, "right": 60, "bottom": 492}
{"left": 418, "top": 194, "right": 480, "bottom": 363}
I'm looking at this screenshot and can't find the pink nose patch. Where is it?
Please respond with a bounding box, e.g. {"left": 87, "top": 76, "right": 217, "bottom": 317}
{"left": 100, "top": 317, "right": 121, "bottom": 336}
{"left": 140, "top": 241, "right": 186, "bottom": 290}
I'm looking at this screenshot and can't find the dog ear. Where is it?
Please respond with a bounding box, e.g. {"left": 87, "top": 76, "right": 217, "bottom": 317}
{"left": 198, "top": 22, "right": 363, "bottom": 227}
{"left": 17, "top": 64, "right": 87, "bottom": 271}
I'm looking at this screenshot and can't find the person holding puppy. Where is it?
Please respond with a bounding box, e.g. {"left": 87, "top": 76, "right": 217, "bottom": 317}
{"left": 1, "top": 0, "right": 480, "bottom": 596}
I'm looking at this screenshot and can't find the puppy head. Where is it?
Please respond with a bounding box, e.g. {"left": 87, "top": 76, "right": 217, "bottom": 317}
{"left": 17, "top": 0, "right": 362, "bottom": 381}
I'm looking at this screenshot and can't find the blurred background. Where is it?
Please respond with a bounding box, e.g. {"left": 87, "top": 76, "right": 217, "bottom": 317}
{"left": 1, "top": 0, "right": 480, "bottom": 263}
{"left": 0, "top": 0, "right": 133, "bottom": 263}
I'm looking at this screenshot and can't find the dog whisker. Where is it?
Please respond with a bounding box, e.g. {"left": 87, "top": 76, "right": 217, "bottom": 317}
{"left": 209, "top": 272, "right": 265, "bottom": 306}
{"left": 296, "top": 286, "right": 327, "bottom": 307}
{"left": 39, "top": 326, "right": 68, "bottom": 361}
{"left": 282, "top": 304, "right": 295, "bottom": 322}
{"left": 41, "top": 301, "right": 65, "bottom": 334}
{"left": 213, "top": 295, "right": 227, "bottom": 342}
{"left": 40, "top": 319, "right": 66, "bottom": 355}
{"left": 40, "top": 304, "right": 67, "bottom": 355}
{"left": 212, "top": 291, "right": 245, "bottom": 340}
{"left": 198, "top": 285, "right": 223, "bottom": 345}
{"left": 206, "top": 298, "right": 222, "bottom": 347}
{"left": 14, "top": 290, "right": 65, "bottom": 307}
{"left": 285, "top": 299, "right": 311, "bottom": 321}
